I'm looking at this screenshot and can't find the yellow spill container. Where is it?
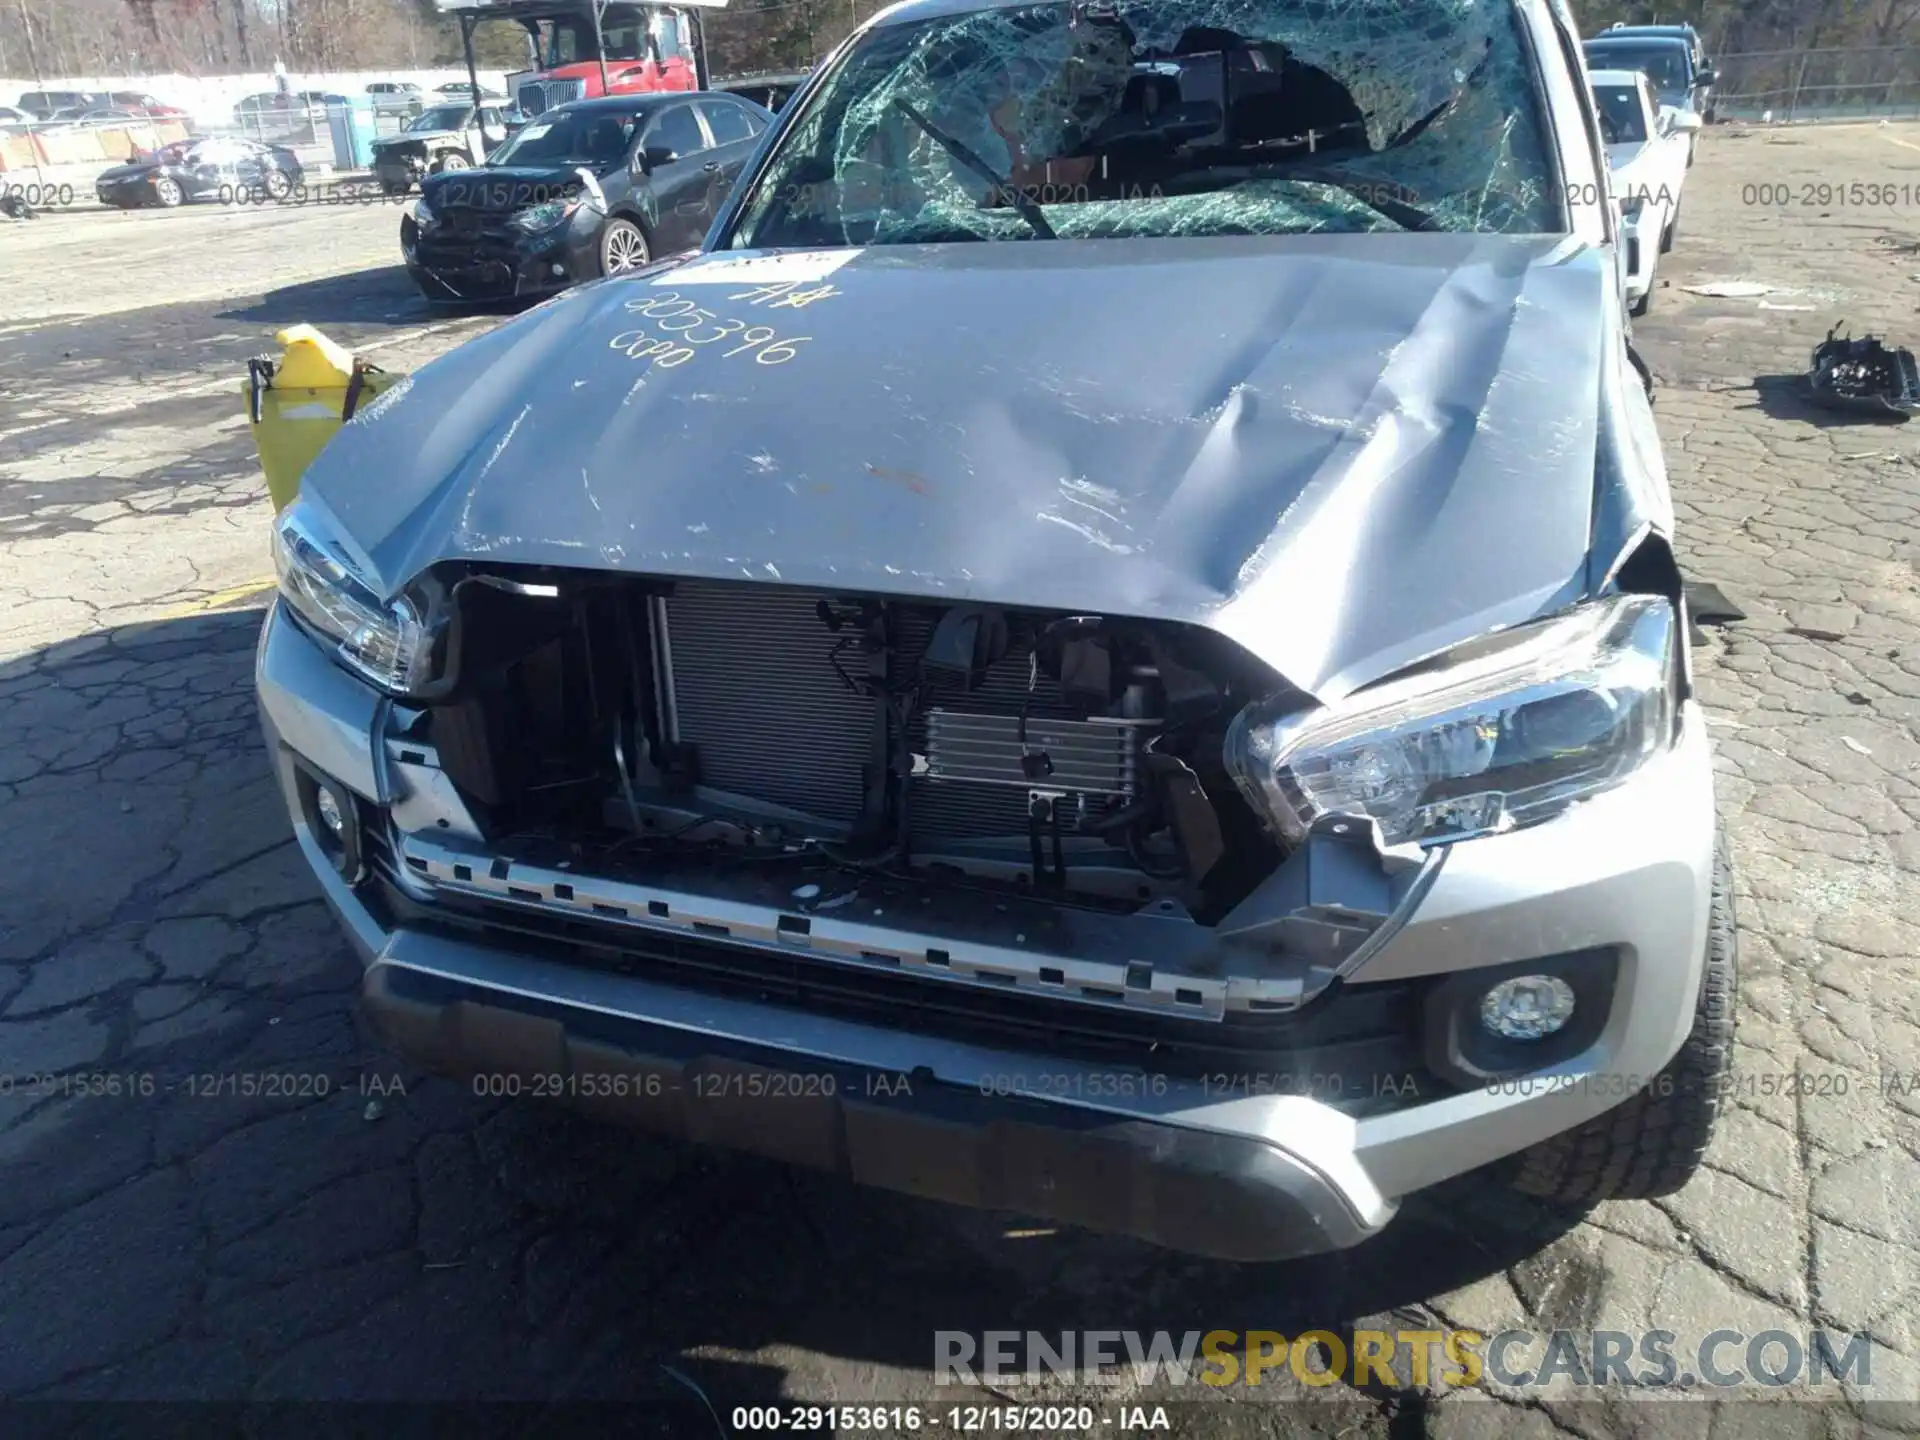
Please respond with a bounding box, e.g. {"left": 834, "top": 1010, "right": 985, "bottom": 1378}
{"left": 243, "top": 325, "right": 405, "bottom": 512}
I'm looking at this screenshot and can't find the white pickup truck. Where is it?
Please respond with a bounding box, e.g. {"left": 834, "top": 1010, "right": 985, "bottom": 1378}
{"left": 1592, "top": 67, "right": 1700, "bottom": 315}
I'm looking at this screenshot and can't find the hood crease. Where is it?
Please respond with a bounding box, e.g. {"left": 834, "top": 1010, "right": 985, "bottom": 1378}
{"left": 312, "top": 235, "right": 1607, "bottom": 701}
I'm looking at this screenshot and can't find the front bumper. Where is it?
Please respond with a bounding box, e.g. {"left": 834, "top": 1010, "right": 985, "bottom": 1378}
{"left": 96, "top": 180, "right": 151, "bottom": 207}
{"left": 402, "top": 210, "right": 597, "bottom": 302}
{"left": 258, "top": 602, "right": 1717, "bottom": 1259}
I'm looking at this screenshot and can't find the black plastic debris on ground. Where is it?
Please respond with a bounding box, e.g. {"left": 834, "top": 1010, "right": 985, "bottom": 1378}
{"left": 1683, "top": 579, "right": 1747, "bottom": 647}
{"left": 1807, "top": 324, "right": 1920, "bottom": 419}
{"left": 1685, "top": 581, "right": 1747, "bottom": 625}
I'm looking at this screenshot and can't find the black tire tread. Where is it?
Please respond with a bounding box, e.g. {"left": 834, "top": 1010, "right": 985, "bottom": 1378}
{"left": 1511, "top": 835, "right": 1737, "bottom": 1205}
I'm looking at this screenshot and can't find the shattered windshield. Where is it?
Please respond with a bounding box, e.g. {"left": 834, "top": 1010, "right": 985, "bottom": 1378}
{"left": 1592, "top": 83, "right": 1646, "bottom": 145}
{"left": 728, "top": 0, "right": 1560, "bottom": 246}
{"left": 409, "top": 104, "right": 473, "bottom": 133}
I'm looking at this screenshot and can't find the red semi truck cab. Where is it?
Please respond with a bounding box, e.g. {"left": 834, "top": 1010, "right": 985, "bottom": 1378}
{"left": 510, "top": 7, "right": 697, "bottom": 112}
{"left": 434, "top": 0, "right": 727, "bottom": 116}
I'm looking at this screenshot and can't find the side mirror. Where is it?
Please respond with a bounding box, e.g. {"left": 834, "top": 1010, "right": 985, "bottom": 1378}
{"left": 1696, "top": 66, "right": 1717, "bottom": 86}
{"left": 642, "top": 144, "right": 675, "bottom": 170}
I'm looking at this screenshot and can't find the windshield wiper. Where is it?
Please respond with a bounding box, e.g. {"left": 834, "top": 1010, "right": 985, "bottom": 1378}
{"left": 890, "top": 97, "right": 1055, "bottom": 240}
{"left": 1272, "top": 166, "right": 1444, "bottom": 232}
{"left": 1165, "top": 161, "right": 1443, "bottom": 232}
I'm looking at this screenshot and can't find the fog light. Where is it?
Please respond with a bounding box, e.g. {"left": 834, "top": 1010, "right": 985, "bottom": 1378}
{"left": 1479, "top": 975, "right": 1576, "bottom": 1041}
{"left": 550, "top": 262, "right": 566, "bottom": 277}
{"left": 314, "top": 785, "right": 346, "bottom": 838}
{"left": 294, "top": 765, "right": 365, "bottom": 884}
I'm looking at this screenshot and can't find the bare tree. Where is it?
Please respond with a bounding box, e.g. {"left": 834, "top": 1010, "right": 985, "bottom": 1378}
{"left": 1, "top": 0, "right": 1918, "bottom": 85}
{"left": 230, "top": 0, "right": 253, "bottom": 64}
{"left": 16, "top": 0, "right": 45, "bottom": 83}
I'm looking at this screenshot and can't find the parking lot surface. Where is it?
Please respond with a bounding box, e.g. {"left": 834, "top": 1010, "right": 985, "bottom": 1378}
{"left": 4, "top": 129, "right": 1920, "bottom": 1431}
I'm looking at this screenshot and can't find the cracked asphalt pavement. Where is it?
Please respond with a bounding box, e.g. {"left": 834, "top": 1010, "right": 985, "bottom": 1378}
{"left": 4, "top": 129, "right": 1920, "bottom": 1433}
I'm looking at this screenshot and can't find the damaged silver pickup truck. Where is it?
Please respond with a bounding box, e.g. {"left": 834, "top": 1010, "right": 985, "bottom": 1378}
{"left": 258, "top": 0, "right": 1735, "bottom": 1260}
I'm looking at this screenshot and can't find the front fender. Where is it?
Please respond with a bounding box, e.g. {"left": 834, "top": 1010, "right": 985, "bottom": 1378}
{"left": 1589, "top": 282, "right": 1674, "bottom": 599}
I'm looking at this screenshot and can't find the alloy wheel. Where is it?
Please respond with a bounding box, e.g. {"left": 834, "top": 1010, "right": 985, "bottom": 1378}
{"left": 605, "top": 223, "right": 648, "bottom": 273}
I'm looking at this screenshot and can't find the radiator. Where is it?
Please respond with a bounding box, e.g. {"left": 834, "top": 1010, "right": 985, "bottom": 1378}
{"left": 663, "top": 582, "right": 874, "bottom": 826}
{"left": 660, "top": 582, "right": 1137, "bottom": 843}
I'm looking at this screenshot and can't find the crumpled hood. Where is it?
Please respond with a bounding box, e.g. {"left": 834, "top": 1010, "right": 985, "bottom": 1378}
{"left": 309, "top": 234, "right": 1607, "bottom": 701}
{"left": 376, "top": 131, "right": 458, "bottom": 150}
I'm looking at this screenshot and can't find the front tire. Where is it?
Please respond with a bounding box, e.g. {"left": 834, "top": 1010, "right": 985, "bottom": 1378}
{"left": 263, "top": 167, "right": 293, "bottom": 201}
{"left": 599, "top": 218, "right": 650, "bottom": 276}
{"left": 1630, "top": 285, "right": 1652, "bottom": 317}
{"left": 154, "top": 176, "right": 184, "bottom": 208}
{"left": 432, "top": 152, "right": 470, "bottom": 173}
{"left": 1511, "top": 837, "right": 1738, "bottom": 1205}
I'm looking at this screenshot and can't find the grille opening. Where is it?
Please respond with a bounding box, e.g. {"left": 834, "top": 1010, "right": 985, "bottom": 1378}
{"left": 424, "top": 573, "right": 1295, "bottom": 929}
{"left": 385, "top": 878, "right": 1438, "bottom": 1113}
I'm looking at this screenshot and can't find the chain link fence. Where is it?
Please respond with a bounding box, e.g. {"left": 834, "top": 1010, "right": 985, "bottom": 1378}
{"left": 1712, "top": 47, "right": 1920, "bottom": 123}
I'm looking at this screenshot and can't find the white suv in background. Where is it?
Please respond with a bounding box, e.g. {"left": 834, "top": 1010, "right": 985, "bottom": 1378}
{"left": 1592, "top": 67, "right": 1698, "bottom": 316}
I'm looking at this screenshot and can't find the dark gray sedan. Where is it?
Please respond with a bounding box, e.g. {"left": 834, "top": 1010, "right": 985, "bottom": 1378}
{"left": 94, "top": 136, "right": 303, "bottom": 208}
{"left": 399, "top": 91, "right": 770, "bottom": 302}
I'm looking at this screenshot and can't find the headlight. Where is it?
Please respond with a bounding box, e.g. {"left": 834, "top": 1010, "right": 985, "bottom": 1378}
{"left": 509, "top": 198, "right": 578, "bottom": 232}
{"left": 271, "top": 502, "right": 438, "bottom": 694}
{"left": 1223, "top": 595, "right": 1677, "bottom": 848}
{"left": 410, "top": 196, "right": 437, "bottom": 228}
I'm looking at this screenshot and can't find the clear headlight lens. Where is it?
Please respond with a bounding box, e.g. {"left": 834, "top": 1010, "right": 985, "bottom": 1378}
{"left": 271, "top": 502, "right": 436, "bottom": 694}
{"left": 510, "top": 198, "right": 578, "bottom": 232}
{"left": 1223, "top": 595, "right": 1677, "bottom": 848}
{"left": 410, "top": 196, "right": 436, "bottom": 228}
